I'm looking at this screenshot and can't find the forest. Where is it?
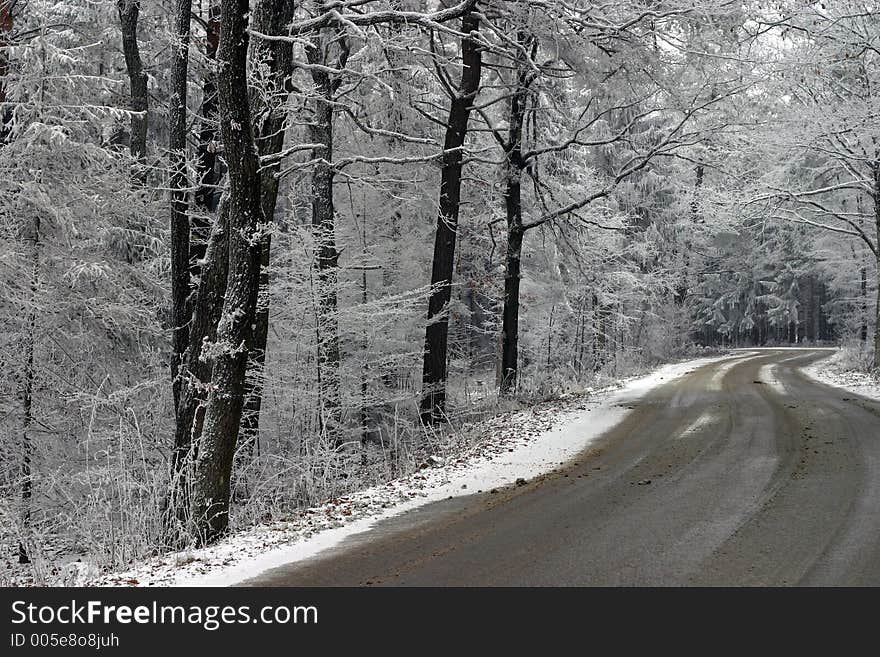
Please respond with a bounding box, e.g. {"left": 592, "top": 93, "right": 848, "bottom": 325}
{"left": 0, "top": 0, "right": 877, "bottom": 584}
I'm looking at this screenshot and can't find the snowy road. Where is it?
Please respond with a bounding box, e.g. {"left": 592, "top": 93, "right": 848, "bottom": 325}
{"left": 244, "top": 349, "right": 880, "bottom": 586}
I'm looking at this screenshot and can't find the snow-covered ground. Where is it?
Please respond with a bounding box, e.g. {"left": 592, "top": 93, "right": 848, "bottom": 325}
{"left": 78, "top": 352, "right": 742, "bottom": 587}
{"left": 802, "top": 349, "right": 880, "bottom": 402}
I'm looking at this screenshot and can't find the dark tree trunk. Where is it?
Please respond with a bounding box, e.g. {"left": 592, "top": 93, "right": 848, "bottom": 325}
{"left": 306, "top": 12, "right": 348, "bottom": 443}
{"left": 194, "top": 1, "right": 221, "bottom": 214}
{"left": 191, "top": 1, "right": 222, "bottom": 282}
{"left": 360, "top": 244, "right": 370, "bottom": 445}
{"left": 593, "top": 294, "right": 611, "bottom": 372}
{"left": 164, "top": 0, "right": 223, "bottom": 537}
{"left": 165, "top": 200, "right": 229, "bottom": 542}
{"left": 117, "top": 1, "right": 148, "bottom": 165}
{"left": 500, "top": 220, "right": 524, "bottom": 394}
{"left": 874, "top": 177, "right": 880, "bottom": 368}
{"left": 169, "top": 0, "right": 193, "bottom": 415}
{"left": 420, "top": 8, "right": 482, "bottom": 423}
{"left": 499, "top": 31, "right": 532, "bottom": 395}
{"left": 309, "top": 73, "right": 340, "bottom": 443}
{"left": 675, "top": 162, "right": 704, "bottom": 305}
{"left": 575, "top": 299, "right": 588, "bottom": 373}
{"left": 804, "top": 275, "right": 815, "bottom": 343}
{"left": 874, "top": 260, "right": 879, "bottom": 367}
{"left": 238, "top": 0, "right": 297, "bottom": 458}
{"left": 861, "top": 266, "right": 868, "bottom": 344}
{"left": 691, "top": 163, "right": 704, "bottom": 221}
{"left": 190, "top": 0, "right": 264, "bottom": 544}
{"left": 18, "top": 214, "right": 39, "bottom": 564}
{"left": 0, "top": 0, "right": 13, "bottom": 144}
{"left": 167, "top": 0, "right": 296, "bottom": 536}
{"left": 5, "top": 2, "right": 28, "bottom": 562}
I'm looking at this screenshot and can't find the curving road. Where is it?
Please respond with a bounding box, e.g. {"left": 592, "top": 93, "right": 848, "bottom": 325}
{"left": 246, "top": 349, "right": 880, "bottom": 586}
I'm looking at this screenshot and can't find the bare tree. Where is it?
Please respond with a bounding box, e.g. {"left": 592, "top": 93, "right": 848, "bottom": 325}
{"left": 239, "top": 0, "right": 297, "bottom": 468}
{"left": 193, "top": 1, "right": 221, "bottom": 217}
{"left": 306, "top": 1, "right": 350, "bottom": 444}
{"left": 189, "top": 0, "right": 265, "bottom": 544}
{"left": 0, "top": 0, "right": 14, "bottom": 144}
{"left": 169, "top": 0, "right": 193, "bottom": 414}
{"left": 116, "top": 0, "right": 148, "bottom": 166}
{"left": 420, "top": 5, "right": 483, "bottom": 424}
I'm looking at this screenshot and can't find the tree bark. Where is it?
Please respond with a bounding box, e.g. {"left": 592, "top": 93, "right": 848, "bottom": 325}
{"left": 190, "top": 0, "right": 264, "bottom": 544}
{"left": 18, "top": 213, "right": 39, "bottom": 564}
{"left": 420, "top": 7, "right": 482, "bottom": 423}
{"left": 306, "top": 9, "right": 348, "bottom": 443}
{"left": 593, "top": 293, "right": 611, "bottom": 372}
{"left": 675, "top": 162, "right": 703, "bottom": 305}
{"left": 499, "top": 29, "right": 533, "bottom": 396}
{"left": 191, "top": 1, "right": 222, "bottom": 285}
{"left": 875, "top": 189, "right": 880, "bottom": 369}
{"left": 0, "top": 0, "right": 14, "bottom": 144}
{"left": 5, "top": 2, "right": 29, "bottom": 563}
{"left": 166, "top": 0, "right": 296, "bottom": 537}
{"left": 117, "top": 1, "right": 148, "bottom": 164}
{"left": 239, "top": 0, "right": 297, "bottom": 453}
{"left": 500, "top": 221, "right": 523, "bottom": 393}
{"left": 873, "top": 263, "right": 879, "bottom": 367}
{"left": 165, "top": 199, "right": 229, "bottom": 542}
{"left": 169, "top": 0, "right": 193, "bottom": 415}
{"left": 194, "top": 1, "right": 221, "bottom": 215}
{"left": 860, "top": 266, "right": 868, "bottom": 344}
{"left": 804, "top": 275, "right": 815, "bottom": 343}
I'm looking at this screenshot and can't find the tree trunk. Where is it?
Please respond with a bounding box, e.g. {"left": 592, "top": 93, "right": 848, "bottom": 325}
{"left": 2, "top": 0, "right": 22, "bottom": 560}
{"left": 167, "top": 0, "right": 296, "bottom": 537}
{"left": 804, "top": 275, "right": 815, "bottom": 343}
{"left": 117, "top": 1, "right": 148, "bottom": 165}
{"left": 874, "top": 257, "right": 880, "bottom": 369}
{"left": 498, "top": 40, "right": 532, "bottom": 394}
{"left": 238, "top": 0, "right": 297, "bottom": 459}
{"left": 310, "top": 83, "right": 341, "bottom": 443}
{"left": 500, "top": 220, "right": 525, "bottom": 394}
{"left": 875, "top": 186, "right": 880, "bottom": 369}
{"left": 593, "top": 294, "right": 611, "bottom": 372}
{"left": 190, "top": 0, "right": 264, "bottom": 544}
{"left": 169, "top": 0, "right": 193, "bottom": 415}
{"left": 420, "top": 7, "right": 482, "bottom": 423}
{"left": 0, "top": 0, "right": 13, "bottom": 144}
{"left": 861, "top": 266, "right": 868, "bottom": 344}
{"left": 676, "top": 162, "right": 703, "bottom": 305}
{"left": 194, "top": 1, "right": 221, "bottom": 213}
{"left": 191, "top": 1, "right": 222, "bottom": 283}
{"left": 306, "top": 13, "right": 348, "bottom": 443}
{"left": 165, "top": 200, "right": 229, "bottom": 543}
{"left": 18, "top": 214, "right": 39, "bottom": 564}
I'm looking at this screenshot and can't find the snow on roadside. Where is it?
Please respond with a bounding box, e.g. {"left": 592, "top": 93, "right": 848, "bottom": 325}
{"left": 84, "top": 352, "right": 740, "bottom": 588}
{"left": 801, "top": 349, "right": 880, "bottom": 402}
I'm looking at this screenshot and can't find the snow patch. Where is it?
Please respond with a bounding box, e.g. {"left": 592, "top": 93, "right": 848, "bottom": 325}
{"left": 758, "top": 364, "right": 786, "bottom": 394}
{"left": 90, "top": 352, "right": 734, "bottom": 588}
{"left": 802, "top": 350, "right": 880, "bottom": 402}
{"left": 677, "top": 411, "right": 718, "bottom": 439}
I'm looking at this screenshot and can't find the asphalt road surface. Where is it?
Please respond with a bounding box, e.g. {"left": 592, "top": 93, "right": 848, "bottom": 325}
{"left": 246, "top": 349, "right": 880, "bottom": 586}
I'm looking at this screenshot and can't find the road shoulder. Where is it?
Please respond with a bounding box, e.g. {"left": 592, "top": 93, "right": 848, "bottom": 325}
{"left": 801, "top": 349, "right": 880, "bottom": 402}
{"left": 88, "top": 353, "right": 738, "bottom": 587}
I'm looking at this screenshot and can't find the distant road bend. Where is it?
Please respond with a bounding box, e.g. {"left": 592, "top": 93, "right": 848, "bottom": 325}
{"left": 248, "top": 349, "right": 880, "bottom": 586}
